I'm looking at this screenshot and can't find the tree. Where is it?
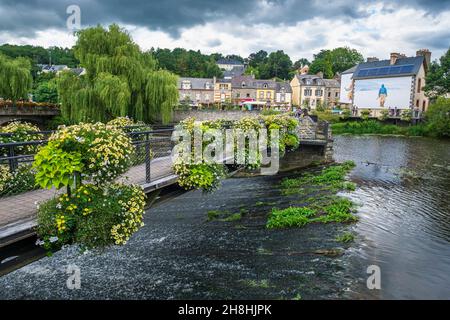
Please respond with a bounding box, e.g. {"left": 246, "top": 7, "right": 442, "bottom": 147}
{"left": 33, "top": 79, "right": 58, "bottom": 103}
{"left": 57, "top": 24, "right": 178, "bottom": 124}
{"left": 425, "top": 97, "right": 450, "bottom": 138}
{"left": 309, "top": 47, "right": 363, "bottom": 78}
{"left": 244, "top": 65, "right": 260, "bottom": 78}
{"left": 0, "top": 54, "right": 33, "bottom": 107}
{"left": 260, "top": 50, "right": 292, "bottom": 80}
{"left": 293, "top": 58, "right": 310, "bottom": 70}
{"left": 248, "top": 50, "right": 268, "bottom": 68}
{"left": 424, "top": 48, "right": 450, "bottom": 100}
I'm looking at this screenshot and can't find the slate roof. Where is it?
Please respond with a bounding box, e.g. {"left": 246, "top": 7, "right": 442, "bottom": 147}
{"left": 217, "top": 59, "right": 244, "bottom": 66}
{"left": 276, "top": 82, "right": 292, "bottom": 93}
{"left": 231, "top": 75, "right": 256, "bottom": 88}
{"left": 223, "top": 66, "right": 245, "bottom": 79}
{"left": 178, "top": 77, "right": 214, "bottom": 90}
{"left": 294, "top": 74, "right": 326, "bottom": 86}
{"left": 323, "top": 79, "right": 340, "bottom": 88}
{"left": 352, "top": 56, "right": 424, "bottom": 80}
{"left": 341, "top": 65, "right": 357, "bottom": 74}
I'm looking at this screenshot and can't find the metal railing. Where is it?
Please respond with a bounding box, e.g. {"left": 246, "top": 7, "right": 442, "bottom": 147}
{"left": 0, "top": 129, "right": 175, "bottom": 197}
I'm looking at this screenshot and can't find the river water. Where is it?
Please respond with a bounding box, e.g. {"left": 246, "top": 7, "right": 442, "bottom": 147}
{"left": 0, "top": 136, "right": 448, "bottom": 300}
{"left": 333, "top": 135, "right": 450, "bottom": 299}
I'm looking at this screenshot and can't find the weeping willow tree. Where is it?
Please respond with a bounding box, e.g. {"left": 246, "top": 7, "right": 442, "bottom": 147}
{"left": 0, "top": 54, "right": 32, "bottom": 108}
{"left": 58, "top": 24, "right": 178, "bottom": 124}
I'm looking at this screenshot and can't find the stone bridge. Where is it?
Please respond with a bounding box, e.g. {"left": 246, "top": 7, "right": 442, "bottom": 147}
{"left": 0, "top": 105, "right": 60, "bottom": 127}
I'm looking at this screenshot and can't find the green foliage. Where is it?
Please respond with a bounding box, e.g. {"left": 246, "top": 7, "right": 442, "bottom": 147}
{"left": 33, "top": 122, "right": 133, "bottom": 189}
{"left": 0, "top": 44, "right": 79, "bottom": 68}
{"left": 266, "top": 206, "right": 316, "bottom": 228}
{"left": 336, "top": 232, "right": 355, "bottom": 243}
{"left": 331, "top": 120, "right": 429, "bottom": 136}
{"left": 0, "top": 164, "right": 37, "bottom": 197}
{"left": 315, "top": 110, "right": 340, "bottom": 123}
{"left": 32, "top": 78, "right": 58, "bottom": 103}
{"left": 400, "top": 110, "right": 412, "bottom": 122}
{"left": 424, "top": 48, "right": 450, "bottom": 99}
{"left": 314, "top": 198, "right": 358, "bottom": 223}
{"left": 341, "top": 108, "right": 351, "bottom": 120}
{"left": 58, "top": 24, "right": 178, "bottom": 124}
{"left": 0, "top": 54, "right": 33, "bottom": 103}
{"left": 309, "top": 47, "right": 364, "bottom": 77}
{"left": 0, "top": 121, "right": 42, "bottom": 155}
{"left": 153, "top": 47, "right": 223, "bottom": 78}
{"left": 360, "top": 109, "right": 371, "bottom": 120}
{"left": 425, "top": 97, "right": 450, "bottom": 138}
{"left": 36, "top": 183, "right": 146, "bottom": 250}
{"left": 378, "top": 109, "right": 389, "bottom": 121}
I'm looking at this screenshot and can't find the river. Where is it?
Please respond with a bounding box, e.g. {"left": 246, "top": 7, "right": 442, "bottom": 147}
{"left": 0, "top": 135, "right": 448, "bottom": 299}
{"left": 333, "top": 135, "right": 450, "bottom": 299}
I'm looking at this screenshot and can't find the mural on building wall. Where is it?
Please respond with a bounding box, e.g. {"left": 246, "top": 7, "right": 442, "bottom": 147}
{"left": 353, "top": 76, "right": 412, "bottom": 109}
{"left": 339, "top": 73, "right": 354, "bottom": 104}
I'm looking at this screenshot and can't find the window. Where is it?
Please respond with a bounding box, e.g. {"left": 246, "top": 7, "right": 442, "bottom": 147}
{"left": 267, "top": 91, "right": 271, "bottom": 99}
{"left": 205, "top": 82, "right": 211, "bottom": 89}
{"left": 280, "top": 94, "right": 285, "bottom": 102}
{"left": 417, "top": 78, "right": 422, "bottom": 93}
{"left": 246, "top": 93, "right": 250, "bottom": 98}
{"left": 196, "top": 93, "right": 201, "bottom": 100}
{"left": 259, "top": 91, "right": 264, "bottom": 99}
{"left": 328, "top": 92, "right": 331, "bottom": 98}
{"left": 241, "top": 81, "right": 246, "bottom": 88}
{"left": 315, "top": 89, "right": 323, "bottom": 97}
{"left": 304, "top": 88, "right": 312, "bottom": 96}
{"left": 181, "top": 81, "right": 191, "bottom": 90}
{"left": 236, "top": 93, "right": 240, "bottom": 98}
{"left": 422, "top": 100, "right": 426, "bottom": 111}
{"left": 263, "top": 83, "right": 268, "bottom": 88}
{"left": 335, "top": 92, "right": 339, "bottom": 97}
{"left": 204, "top": 94, "right": 210, "bottom": 101}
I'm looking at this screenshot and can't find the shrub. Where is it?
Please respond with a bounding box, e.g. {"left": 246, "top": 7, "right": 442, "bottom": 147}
{"left": 33, "top": 122, "right": 133, "bottom": 189}
{"left": 378, "top": 109, "right": 389, "bottom": 121}
{"left": 0, "top": 164, "right": 37, "bottom": 197}
{"left": 400, "top": 109, "right": 412, "bottom": 122}
{"left": 425, "top": 97, "right": 450, "bottom": 138}
{"left": 360, "top": 109, "right": 371, "bottom": 120}
{"left": 173, "top": 162, "right": 226, "bottom": 192}
{"left": 341, "top": 108, "right": 351, "bottom": 120}
{"left": 0, "top": 121, "right": 42, "bottom": 156}
{"left": 37, "top": 183, "right": 146, "bottom": 249}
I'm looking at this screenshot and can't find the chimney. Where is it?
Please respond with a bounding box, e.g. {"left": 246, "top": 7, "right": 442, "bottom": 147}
{"left": 390, "top": 52, "right": 400, "bottom": 65}
{"left": 366, "top": 57, "right": 379, "bottom": 62}
{"left": 213, "top": 76, "right": 217, "bottom": 84}
{"left": 416, "top": 49, "right": 431, "bottom": 71}
{"left": 316, "top": 71, "right": 324, "bottom": 78}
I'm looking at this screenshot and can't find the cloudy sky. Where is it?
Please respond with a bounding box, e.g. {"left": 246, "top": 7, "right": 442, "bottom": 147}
{"left": 1, "top": 0, "right": 449, "bottom": 61}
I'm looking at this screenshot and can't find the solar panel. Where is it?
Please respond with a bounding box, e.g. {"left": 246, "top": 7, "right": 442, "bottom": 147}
{"left": 356, "top": 64, "right": 415, "bottom": 77}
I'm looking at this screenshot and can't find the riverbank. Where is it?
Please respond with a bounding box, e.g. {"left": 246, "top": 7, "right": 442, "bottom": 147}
{"left": 331, "top": 120, "right": 430, "bottom": 137}
{"left": 0, "top": 162, "right": 360, "bottom": 299}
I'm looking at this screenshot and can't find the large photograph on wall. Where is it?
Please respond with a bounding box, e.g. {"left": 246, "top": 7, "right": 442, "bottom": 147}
{"left": 339, "top": 73, "right": 354, "bottom": 104}
{"left": 353, "top": 76, "right": 412, "bottom": 109}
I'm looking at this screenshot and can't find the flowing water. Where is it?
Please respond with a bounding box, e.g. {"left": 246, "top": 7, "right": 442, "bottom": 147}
{"left": 333, "top": 135, "right": 450, "bottom": 299}
{"left": 0, "top": 136, "right": 448, "bottom": 299}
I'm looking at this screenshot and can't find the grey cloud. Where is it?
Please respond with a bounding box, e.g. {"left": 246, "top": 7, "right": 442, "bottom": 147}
{"left": 1, "top": 0, "right": 449, "bottom": 38}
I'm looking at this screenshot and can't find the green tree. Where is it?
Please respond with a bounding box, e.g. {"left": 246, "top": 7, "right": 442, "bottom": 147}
{"left": 248, "top": 50, "right": 268, "bottom": 68}
{"left": 0, "top": 54, "right": 33, "bottom": 107}
{"left": 260, "top": 50, "right": 292, "bottom": 80}
{"left": 293, "top": 58, "right": 310, "bottom": 70}
{"left": 33, "top": 79, "right": 58, "bottom": 103}
{"left": 425, "top": 97, "right": 450, "bottom": 138}
{"left": 309, "top": 47, "right": 363, "bottom": 78}
{"left": 57, "top": 24, "right": 178, "bottom": 124}
{"left": 424, "top": 48, "right": 450, "bottom": 100}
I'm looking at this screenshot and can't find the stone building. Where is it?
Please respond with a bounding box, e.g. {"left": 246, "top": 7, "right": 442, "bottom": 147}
{"left": 178, "top": 77, "right": 214, "bottom": 107}
{"left": 340, "top": 49, "right": 431, "bottom": 117}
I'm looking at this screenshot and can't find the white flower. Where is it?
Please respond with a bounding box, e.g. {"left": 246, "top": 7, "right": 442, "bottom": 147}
{"left": 49, "top": 236, "right": 59, "bottom": 243}
{"left": 35, "top": 239, "right": 45, "bottom": 246}
{"left": 56, "top": 203, "right": 62, "bottom": 209}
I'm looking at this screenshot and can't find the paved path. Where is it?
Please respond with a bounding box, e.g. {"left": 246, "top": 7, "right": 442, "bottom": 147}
{"left": 0, "top": 156, "right": 174, "bottom": 231}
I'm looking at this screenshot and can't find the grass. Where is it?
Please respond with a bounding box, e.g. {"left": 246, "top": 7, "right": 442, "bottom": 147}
{"left": 207, "top": 208, "right": 246, "bottom": 222}
{"left": 331, "top": 120, "right": 430, "bottom": 136}
{"left": 336, "top": 232, "right": 355, "bottom": 243}
{"left": 267, "top": 161, "right": 358, "bottom": 229}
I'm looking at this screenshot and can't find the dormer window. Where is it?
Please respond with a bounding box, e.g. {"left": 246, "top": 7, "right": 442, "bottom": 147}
{"left": 241, "top": 81, "right": 246, "bottom": 88}
{"left": 205, "top": 82, "right": 210, "bottom": 89}
{"left": 263, "top": 83, "right": 268, "bottom": 88}
{"left": 182, "top": 81, "right": 191, "bottom": 90}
